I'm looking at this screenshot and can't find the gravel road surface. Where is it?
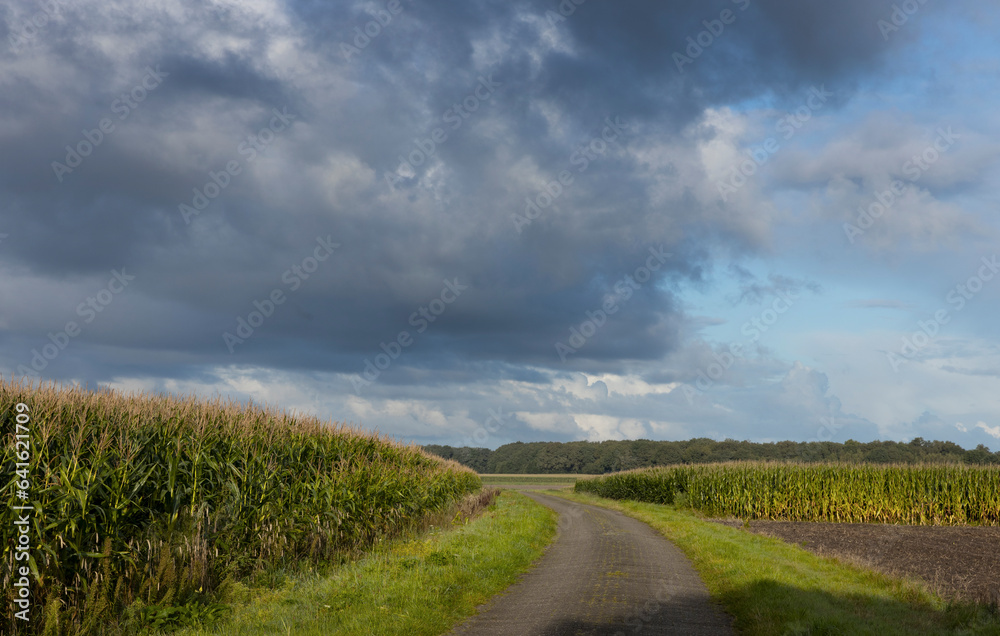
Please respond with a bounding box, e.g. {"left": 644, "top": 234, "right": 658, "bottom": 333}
{"left": 447, "top": 491, "right": 734, "bottom": 636}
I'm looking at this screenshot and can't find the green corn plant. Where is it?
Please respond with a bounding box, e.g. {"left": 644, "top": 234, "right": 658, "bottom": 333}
{"left": 577, "top": 460, "right": 1000, "bottom": 526}
{"left": 1, "top": 377, "right": 481, "bottom": 635}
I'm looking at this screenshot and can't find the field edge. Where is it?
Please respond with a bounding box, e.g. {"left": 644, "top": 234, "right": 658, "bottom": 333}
{"left": 171, "top": 490, "right": 558, "bottom": 636}
{"left": 545, "top": 490, "right": 1000, "bottom": 636}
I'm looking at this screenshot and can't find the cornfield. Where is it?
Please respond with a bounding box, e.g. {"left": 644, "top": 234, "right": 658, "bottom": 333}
{"left": 575, "top": 461, "right": 1000, "bottom": 525}
{"left": 1, "top": 377, "right": 480, "bottom": 634}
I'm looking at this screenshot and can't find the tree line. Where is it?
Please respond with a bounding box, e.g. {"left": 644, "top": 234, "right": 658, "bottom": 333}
{"left": 422, "top": 437, "right": 1000, "bottom": 474}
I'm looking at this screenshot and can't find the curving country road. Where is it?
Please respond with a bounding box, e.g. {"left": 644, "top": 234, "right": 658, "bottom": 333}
{"left": 448, "top": 492, "right": 734, "bottom": 636}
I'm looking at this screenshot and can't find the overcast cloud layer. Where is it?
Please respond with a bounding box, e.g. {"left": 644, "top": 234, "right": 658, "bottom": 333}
{"left": 2, "top": 0, "right": 1000, "bottom": 450}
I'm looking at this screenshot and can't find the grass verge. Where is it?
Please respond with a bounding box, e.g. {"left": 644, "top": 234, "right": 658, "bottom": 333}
{"left": 549, "top": 490, "right": 1000, "bottom": 636}
{"left": 172, "top": 490, "right": 557, "bottom": 636}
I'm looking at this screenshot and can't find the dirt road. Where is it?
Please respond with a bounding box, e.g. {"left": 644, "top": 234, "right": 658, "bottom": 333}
{"left": 448, "top": 491, "right": 734, "bottom": 636}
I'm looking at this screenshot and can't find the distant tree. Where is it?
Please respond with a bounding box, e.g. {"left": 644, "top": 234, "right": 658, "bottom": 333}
{"left": 966, "top": 444, "right": 996, "bottom": 465}
{"left": 421, "top": 437, "right": 997, "bottom": 474}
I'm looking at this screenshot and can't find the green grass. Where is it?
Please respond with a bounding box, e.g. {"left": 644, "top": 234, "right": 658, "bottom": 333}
{"left": 549, "top": 490, "right": 1000, "bottom": 636}
{"left": 479, "top": 474, "right": 581, "bottom": 485}
{"left": 2, "top": 379, "right": 480, "bottom": 634}
{"left": 172, "top": 491, "right": 557, "bottom": 636}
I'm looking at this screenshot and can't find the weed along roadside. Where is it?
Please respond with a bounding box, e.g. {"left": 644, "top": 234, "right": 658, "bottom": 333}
{"left": 173, "top": 490, "right": 557, "bottom": 636}
{"left": 0, "top": 378, "right": 491, "bottom": 634}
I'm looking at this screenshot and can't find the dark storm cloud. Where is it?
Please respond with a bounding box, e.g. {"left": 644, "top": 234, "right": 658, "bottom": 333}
{"left": 159, "top": 52, "right": 292, "bottom": 103}
{"left": 482, "top": 0, "right": 910, "bottom": 124}
{"left": 0, "top": 0, "right": 958, "bottom": 386}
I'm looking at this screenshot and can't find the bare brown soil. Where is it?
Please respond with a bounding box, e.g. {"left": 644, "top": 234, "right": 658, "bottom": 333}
{"left": 712, "top": 518, "right": 1000, "bottom": 605}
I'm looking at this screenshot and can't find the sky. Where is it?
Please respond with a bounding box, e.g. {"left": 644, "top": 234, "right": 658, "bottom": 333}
{"left": 2, "top": 0, "right": 999, "bottom": 450}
